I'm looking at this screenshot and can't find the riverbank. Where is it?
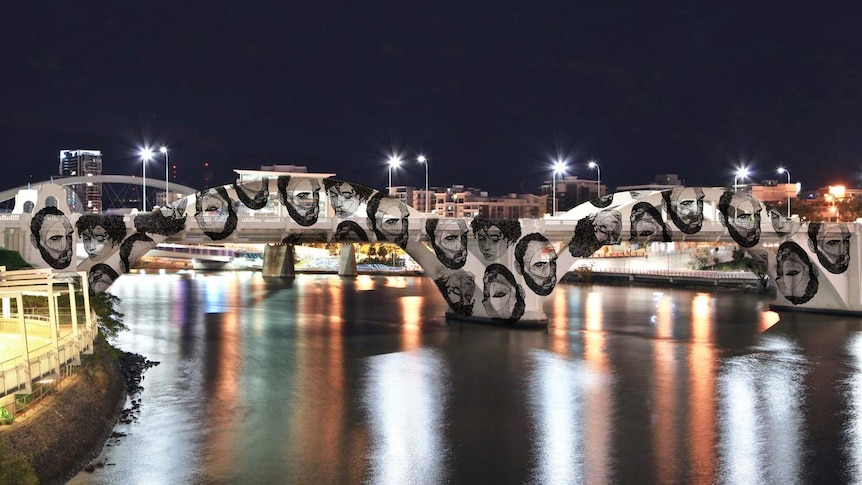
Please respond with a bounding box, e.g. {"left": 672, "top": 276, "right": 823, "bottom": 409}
{"left": 560, "top": 269, "right": 772, "bottom": 293}
{"left": 0, "top": 341, "right": 156, "bottom": 484}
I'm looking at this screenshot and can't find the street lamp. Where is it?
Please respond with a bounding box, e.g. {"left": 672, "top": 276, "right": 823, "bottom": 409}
{"left": 417, "top": 155, "right": 429, "bottom": 213}
{"left": 777, "top": 167, "right": 791, "bottom": 218}
{"left": 734, "top": 167, "right": 749, "bottom": 193}
{"left": 387, "top": 156, "right": 401, "bottom": 195}
{"left": 140, "top": 148, "right": 154, "bottom": 211}
{"left": 160, "top": 146, "right": 169, "bottom": 204}
{"left": 588, "top": 160, "right": 601, "bottom": 197}
{"left": 552, "top": 159, "right": 566, "bottom": 215}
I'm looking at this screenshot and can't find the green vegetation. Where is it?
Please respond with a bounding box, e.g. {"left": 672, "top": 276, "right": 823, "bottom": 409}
{"left": 0, "top": 249, "right": 32, "bottom": 271}
{"left": 89, "top": 291, "right": 127, "bottom": 341}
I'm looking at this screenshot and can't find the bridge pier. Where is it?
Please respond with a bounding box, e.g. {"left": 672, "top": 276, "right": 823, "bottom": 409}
{"left": 262, "top": 243, "right": 296, "bottom": 278}
{"left": 338, "top": 244, "right": 357, "bottom": 277}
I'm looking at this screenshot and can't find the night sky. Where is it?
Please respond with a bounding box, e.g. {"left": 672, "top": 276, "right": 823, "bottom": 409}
{"left": 3, "top": 3, "right": 862, "bottom": 196}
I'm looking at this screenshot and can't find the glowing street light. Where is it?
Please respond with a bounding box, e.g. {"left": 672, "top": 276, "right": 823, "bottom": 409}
{"left": 588, "top": 160, "right": 601, "bottom": 197}
{"left": 417, "top": 155, "right": 430, "bottom": 213}
{"left": 552, "top": 159, "right": 566, "bottom": 215}
{"left": 140, "top": 148, "right": 154, "bottom": 211}
{"left": 160, "top": 146, "right": 169, "bottom": 204}
{"left": 734, "top": 167, "right": 749, "bottom": 193}
{"left": 387, "top": 155, "right": 401, "bottom": 194}
{"left": 777, "top": 167, "right": 791, "bottom": 218}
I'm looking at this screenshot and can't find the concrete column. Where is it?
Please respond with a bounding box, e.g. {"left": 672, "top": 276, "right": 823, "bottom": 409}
{"left": 263, "top": 243, "right": 295, "bottom": 278}
{"left": 338, "top": 244, "right": 357, "bottom": 277}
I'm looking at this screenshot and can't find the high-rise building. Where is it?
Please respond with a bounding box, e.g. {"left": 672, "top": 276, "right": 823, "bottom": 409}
{"left": 59, "top": 149, "right": 103, "bottom": 212}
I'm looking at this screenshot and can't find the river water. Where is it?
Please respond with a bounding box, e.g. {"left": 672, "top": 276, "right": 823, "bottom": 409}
{"left": 67, "top": 272, "right": 862, "bottom": 485}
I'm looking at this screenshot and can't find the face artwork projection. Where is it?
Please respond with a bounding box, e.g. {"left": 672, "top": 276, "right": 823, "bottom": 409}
{"left": 278, "top": 176, "right": 321, "bottom": 226}
{"left": 663, "top": 187, "right": 704, "bottom": 234}
{"left": 134, "top": 199, "right": 188, "bottom": 236}
{"left": 568, "top": 210, "right": 621, "bottom": 258}
{"left": 119, "top": 233, "right": 157, "bottom": 273}
{"left": 629, "top": 202, "right": 671, "bottom": 243}
{"left": 366, "top": 193, "right": 410, "bottom": 249}
{"left": 89, "top": 263, "right": 120, "bottom": 293}
{"left": 194, "top": 187, "right": 237, "bottom": 240}
{"left": 434, "top": 269, "right": 476, "bottom": 316}
{"left": 233, "top": 177, "right": 270, "bottom": 210}
{"left": 775, "top": 241, "right": 819, "bottom": 305}
{"left": 30, "top": 206, "right": 74, "bottom": 269}
{"left": 515, "top": 233, "right": 558, "bottom": 296}
{"left": 470, "top": 218, "right": 522, "bottom": 262}
{"left": 76, "top": 214, "right": 127, "bottom": 263}
{"left": 590, "top": 193, "right": 614, "bottom": 208}
{"left": 482, "top": 264, "right": 526, "bottom": 322}
{"left": 334, "top": 221, "right": 369, "bottom": 242}
{"left": 769, "top": 209, "right": 801, "bottom": 240}
{"left": 808, "top": 222, "right": 851, "bottom": 274}
{"left": 323, "top": 178, "right": 372, "bottom": 218}
{"left": 718, "top": 190, "right": 762, "bottom": 248}
{"left": 426, "top": 219, "right": 468, "bottom": 269}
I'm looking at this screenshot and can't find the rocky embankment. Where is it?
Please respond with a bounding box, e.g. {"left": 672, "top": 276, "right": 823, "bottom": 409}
{"left": 0, "top": 343, "right": 159, "bottom": 484}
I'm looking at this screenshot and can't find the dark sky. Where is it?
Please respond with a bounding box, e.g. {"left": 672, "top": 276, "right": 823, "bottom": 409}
{"left": 3, "top": 3, "right": 862, "bottom": 195}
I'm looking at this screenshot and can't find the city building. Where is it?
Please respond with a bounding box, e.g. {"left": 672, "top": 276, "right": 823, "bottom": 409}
{"left": 392, "top": 184, "right": 546, "bottom": 218}
{"left": 616, "top": 173, "right": 684, "bottom": 193}
{"left": 539, "top": 175, "right": 604, "bottom": 214}
{"left": 59, "top": 149, "right": 102, "bottom": 212}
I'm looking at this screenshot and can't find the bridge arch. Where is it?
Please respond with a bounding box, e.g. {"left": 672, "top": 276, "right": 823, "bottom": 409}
{"left": 6, "top": 174, "right": 861, "bottom": 325}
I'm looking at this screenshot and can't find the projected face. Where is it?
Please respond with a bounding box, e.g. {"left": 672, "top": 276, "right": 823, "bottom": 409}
{"left": 77, "top": 214, "right": 126, "bottom": 263}
{"left": 429, "top": 219, "right": 468, "bottom": 269}
{"left": 476, "top": 224, "right": 506, "bottom": 261}
{"left": 593, "top": 210, "right": 622, "bottom": 245}
{"left": 234, "top": 178, "right": 269, "bottom": 210}
{"left": 194, "top": 187, "right": 237, "bottom": 240}
{"left": 329, "top": 181, "right": 362, "bottom": 217}
{"left": 515, "top": 233, "right": 558, "bottom": 296}
{"left": 82, "top": 226, "right": 114, "bottom": 262}
{"left": 89, "top": 263, "right": 119, "bottom": 293}
{"left": 808, "top": 222, "right": 851, "bottom": 274}
{"left": 435, "top": 270, "right": 476, "bottom": 316}
{"left": 31, "top": 207, "right": 73, "bottom": 269}
{"left": 367, "top": 194, "right": 410, "bottom": 248}
{"left": 482, "top": 264, "right": 525, "bottom": 322}
{"left": 719, "top": 191, "right": 761, "bottom": 248}
{"left": 776, "top": 241, "right": 818, "bottom": 305}
{"left": 664, "top": 187, "right": 704, "bottom": 234}
{"left": 284, "top": 178, "right": 321, "bottom": 226}
{"left": 629, "top": 203, "right": 669, "bottom": 243}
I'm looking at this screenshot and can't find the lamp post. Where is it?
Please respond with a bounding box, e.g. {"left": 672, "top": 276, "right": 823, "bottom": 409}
{"left": 160, "top": 146, "right": 169, "bottom": 204}
{"left": 777, "top": 167, "right": 791, "bottom": 218}
{"left": 140, "top": 148, "right": 153, "bottom": 211}
{"left": 417, "top": 155, "right": 430, "bottom": 213}
{"left": 734, "top": 167, "right": 749, "bottom": 193}
{"left": 588, "top": 160, "right": 601, "bottom": 197}
{"left": 388, "top": 156, "right": 401, "bottom": 195}
{"left": 552, "top": 159, "right": 566, "bottom": 215}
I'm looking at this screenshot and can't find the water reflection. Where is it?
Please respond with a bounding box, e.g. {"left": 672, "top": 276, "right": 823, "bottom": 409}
{"left": 528, "top": 350, "right": 611, "bottom": 485}
{"left": 847, "top": 333, "right": 862, "bottom": 483}
{"left": 717, "top": 336, "right": 805, "bottom": 485}
{"left": 363, "top": 348, "right": 448, "bottom": 485}
{"left": 67, "top": 275, "right": 862, "bottom": 485}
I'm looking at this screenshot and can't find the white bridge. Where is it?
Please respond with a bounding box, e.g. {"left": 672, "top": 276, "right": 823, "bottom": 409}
{"left": 0, "top": 171, "right": 857, "bottom": 326}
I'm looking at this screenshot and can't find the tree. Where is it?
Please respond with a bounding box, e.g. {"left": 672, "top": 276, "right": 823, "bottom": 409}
{"left": 88, "top": 291, "right": 127, "bottom": 340}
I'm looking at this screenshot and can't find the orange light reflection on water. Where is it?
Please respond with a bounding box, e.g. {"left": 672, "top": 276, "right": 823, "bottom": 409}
{"left": 688, "top": 292, "right": 716, "bottom": 483}
{"left": 652, "top": 292, "right": 677, "bottom": 484}
{"left": 400, "top": 296, "right": 423, "bottom": 351}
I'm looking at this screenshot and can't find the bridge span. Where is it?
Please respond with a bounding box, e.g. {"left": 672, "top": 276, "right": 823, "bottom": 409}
{"left": 0, "top": 172, "right": 857, "bottom": 325}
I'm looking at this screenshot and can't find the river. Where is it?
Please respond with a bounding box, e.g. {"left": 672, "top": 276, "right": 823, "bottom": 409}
{"left": 68, "top": 271, "right": 862, "bottom": 484}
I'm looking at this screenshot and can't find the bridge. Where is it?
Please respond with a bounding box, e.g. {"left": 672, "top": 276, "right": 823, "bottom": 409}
{"left": 0, "top": 171, "right": 857, "bottom": 325}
